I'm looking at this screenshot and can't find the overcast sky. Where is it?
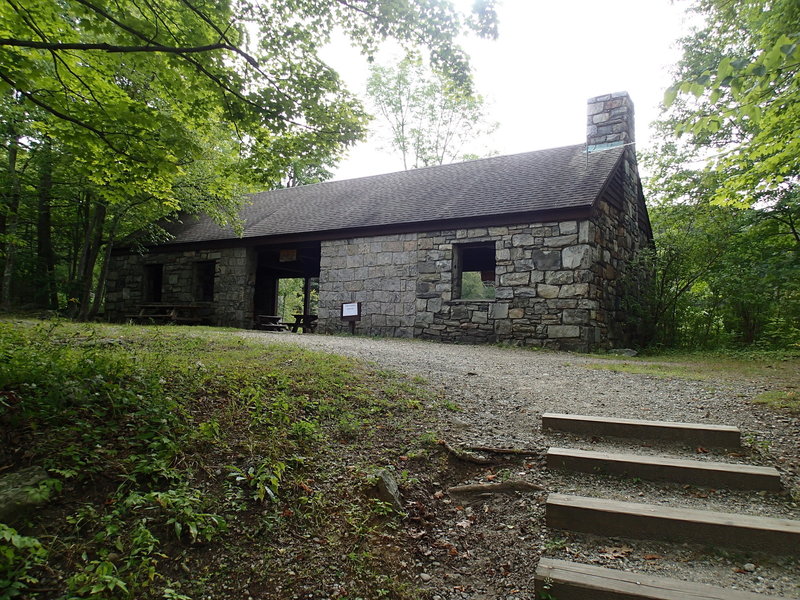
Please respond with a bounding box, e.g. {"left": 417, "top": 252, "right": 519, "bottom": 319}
{"left": 321, "top": 0, "right": 694, "bottom": 181}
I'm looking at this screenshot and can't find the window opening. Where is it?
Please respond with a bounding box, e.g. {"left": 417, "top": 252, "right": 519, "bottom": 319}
{"left": 143, "top": 264, "right": 163, "bottom": 302}
{"left": 194, "top": 261, "right": 216, "bottom": 302}
{"left": 455, "top": 243, "right": 496, "bottom": 299}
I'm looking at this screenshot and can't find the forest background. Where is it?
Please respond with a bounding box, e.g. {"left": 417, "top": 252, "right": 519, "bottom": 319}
{"left": 0, "top": 0, "right": 798, "bottom": 351}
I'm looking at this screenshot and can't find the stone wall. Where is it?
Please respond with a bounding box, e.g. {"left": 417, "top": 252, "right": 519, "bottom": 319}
{"left": 105, "top": 247, "right": 255, "bottom": 328}
{"left": 106, "top": 201, "right": 647, "bottom": 350}
{"left": 317, "top": 233, "right": 419, "bottom": 338}
{"left": 413, "top": 222, "right": 601, "bottom": 350}
{"left": 588, "top": 148, "right": 649, "bottom": 347}
{"left": 315, "top": 225, "right": 608, "bottom": 350}
{"left": 583, "top": 91, "right": 649, "bottom": 347}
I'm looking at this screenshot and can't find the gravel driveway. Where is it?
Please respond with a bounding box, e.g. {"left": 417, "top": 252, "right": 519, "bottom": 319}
{"left": 242, "top": 331, "right": 796, "bottom": 461}
{"left": 241, "top": 332, "right": 800, "bottom": 599}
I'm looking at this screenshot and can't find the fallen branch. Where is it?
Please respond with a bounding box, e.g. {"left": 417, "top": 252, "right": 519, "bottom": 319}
{"left": 438, "top": 440, "right": 492, "bottom": 464}
{"left": 448, "top": 481, "right": 544, "bottom": 496}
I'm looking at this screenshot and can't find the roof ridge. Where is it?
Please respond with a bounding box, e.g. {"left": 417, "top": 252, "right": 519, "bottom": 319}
{"left": 255, "top": 142, "right": 589, "bottom": 195}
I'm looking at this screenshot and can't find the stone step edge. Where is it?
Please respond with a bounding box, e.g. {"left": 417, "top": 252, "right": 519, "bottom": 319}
{"left": 547, "top": 447, "right": 782, "bottom": 491}
{"left": 534, "top": 558, "right": 778, "bottom": 600}
{"left": 541, "top": 413, "right": 741, "bottom": 447}
{"left": 546, "top": 493, "right": 800, "bottom": 555}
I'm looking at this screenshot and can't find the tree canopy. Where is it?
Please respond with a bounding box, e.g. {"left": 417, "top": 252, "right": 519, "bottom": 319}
{"left": 642, "top": 0, "right": 800, "bottom": 349}
{"left": 1, "top": 0, "right": 498, "bottom": 180}
{"left": 664, "top": 0, "right": 799, "bottom": 206}
{"left": 366, "top": 57, "right": 496, "bottom": 169}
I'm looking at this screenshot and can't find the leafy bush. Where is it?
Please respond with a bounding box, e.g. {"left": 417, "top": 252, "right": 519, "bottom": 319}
{"left": 0, "top": 524, "right": 46, "bottom": 599}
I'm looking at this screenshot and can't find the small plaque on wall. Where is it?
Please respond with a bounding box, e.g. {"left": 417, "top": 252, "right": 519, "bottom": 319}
{"left": 279, "top": 249, "right": 297, "bottom": 262}
{"left": 341, "top": 302, "right": 361, "bottom": 320}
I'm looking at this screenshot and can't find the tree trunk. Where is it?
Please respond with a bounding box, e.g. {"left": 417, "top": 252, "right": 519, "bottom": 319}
{"left": 66, "top": 194, "right": 88, "bottom": 299}
{"left": 1, "top": 133, "right": 21, "bottom": 309}
{"left": 71, "top": 196, "right": 106, "bottom": 320}
{"left": 88, "top": 217, "right": 118, "bottom": 320}
{"left": 35, "top": 140, "right": 58, "bottom": 309}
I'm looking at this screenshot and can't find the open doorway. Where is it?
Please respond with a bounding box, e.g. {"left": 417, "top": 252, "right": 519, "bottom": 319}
{"left": 253, "top": 242, "right": 321, "bottom": 330}
{"left": 277, "top": 277, "right": 319, "bottom": 321}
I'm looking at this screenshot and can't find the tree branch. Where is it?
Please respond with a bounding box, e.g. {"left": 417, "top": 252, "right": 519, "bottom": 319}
{"left": 0, "top": 38, "right": 254, "bottom": 60}
{"left": 0, "top": 70, "right": 136, "bottom": 159}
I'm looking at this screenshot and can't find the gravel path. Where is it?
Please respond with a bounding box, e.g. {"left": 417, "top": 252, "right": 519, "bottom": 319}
{"left": 241, "top": 332, "right": 800, "bottom": 599}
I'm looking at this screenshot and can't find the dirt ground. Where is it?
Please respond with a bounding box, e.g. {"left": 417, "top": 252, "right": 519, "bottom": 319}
{"left": 242, "top": 332, "right": 800, "bottom": 600}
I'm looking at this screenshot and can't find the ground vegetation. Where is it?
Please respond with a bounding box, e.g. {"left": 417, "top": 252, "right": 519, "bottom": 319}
{"left": 0, "top": 320, "right": 437, "bottom": 599}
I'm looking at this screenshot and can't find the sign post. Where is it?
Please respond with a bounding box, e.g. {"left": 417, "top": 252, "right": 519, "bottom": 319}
{"left": 341, "top": 302, "right": 361, "bottom": 335}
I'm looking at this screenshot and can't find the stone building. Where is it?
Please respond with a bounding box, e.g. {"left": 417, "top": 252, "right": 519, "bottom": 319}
{"left": 106, "top": 92, "right": 651, "bottom": 351}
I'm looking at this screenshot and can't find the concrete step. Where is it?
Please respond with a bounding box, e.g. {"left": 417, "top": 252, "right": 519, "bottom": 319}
{"left": 534, "top": 558, "right": 775, "bottom": 600}
{"left": 547, "top": 447, "right": 782, "bottom": 491}
{"left": 546, "top": 494, "right": 800, "bottom": 555}
{"left": 541, "top": 413, "right": 741, "bottom": 448}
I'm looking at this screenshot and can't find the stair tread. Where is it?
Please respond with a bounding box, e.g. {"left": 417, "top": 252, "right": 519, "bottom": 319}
{"left": 546, "top": 493, "right": 800, "bottom": 554}
{"left": 535, "top": 558, "right": 780, "bottom": 600}
{"left": 548, "top": 447, "right": 776, "bottom": 474}
{"left": 542, "top": 413, "right": 740, "bottom": 432}
{"left": 542, "top": 413, "right": 741, "bottom": 447}
{"left": 548, "top": 493, "right": 800, "bottom": 531}
{"left": 546, "top": 446, "right": 781, "bottom": 493}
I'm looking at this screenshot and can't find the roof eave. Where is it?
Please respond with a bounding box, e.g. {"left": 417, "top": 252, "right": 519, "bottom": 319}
{"left": 112, "top": 205, "right": 595, "bottom": 255}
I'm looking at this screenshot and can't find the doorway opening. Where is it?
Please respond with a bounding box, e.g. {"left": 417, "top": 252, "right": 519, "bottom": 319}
{"left": 253, "top": 242, "right": 321, "bottom": 330}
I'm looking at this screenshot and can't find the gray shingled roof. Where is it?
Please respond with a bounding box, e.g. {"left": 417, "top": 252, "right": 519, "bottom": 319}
{"left": 162, "top": 143, "right": 623, "bottom": 245}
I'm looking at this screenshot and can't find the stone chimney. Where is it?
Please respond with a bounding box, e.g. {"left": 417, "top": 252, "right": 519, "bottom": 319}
{"left": 586, "top": 92, "right": 635, "bottom": 152}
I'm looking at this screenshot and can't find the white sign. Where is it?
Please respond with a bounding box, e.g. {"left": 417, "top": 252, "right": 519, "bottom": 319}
{"left": 342, "top": 302, "right": 359, "bottom": 317}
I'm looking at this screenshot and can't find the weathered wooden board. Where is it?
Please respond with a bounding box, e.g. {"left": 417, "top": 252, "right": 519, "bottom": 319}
{"left": 547, "top": 447, "right": 782, "bottom": 491}
{"left": 546, "top": 494, "right": 800, "bottom": 555}
{"left": 541, "top": 413, "right": 741, "bottom": 448}
{"left": 534, "top": 558, "right": 776, "bottom": 600}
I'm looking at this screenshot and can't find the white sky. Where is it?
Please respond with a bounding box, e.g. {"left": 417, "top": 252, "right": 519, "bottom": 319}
{"left": 321, "top": 0, "right": 694, "bottom": 181}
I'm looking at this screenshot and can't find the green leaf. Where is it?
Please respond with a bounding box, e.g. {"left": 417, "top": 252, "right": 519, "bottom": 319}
{"left": 664, "top": 86, "right": 679, "bottom": 107}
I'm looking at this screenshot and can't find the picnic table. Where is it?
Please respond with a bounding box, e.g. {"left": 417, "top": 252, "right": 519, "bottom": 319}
{"left": 126, "top": 303, "right": 206, "bottom": 325}
{"left": 255, "top": 314, "right": 286, "bottom": 331}
{"left": 288, "top": 314, "right": 318, "bottom": 333}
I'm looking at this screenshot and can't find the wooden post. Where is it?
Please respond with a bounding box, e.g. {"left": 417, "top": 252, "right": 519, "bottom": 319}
{"left": 303, "top": 277, "right": 311, "bottom": 316}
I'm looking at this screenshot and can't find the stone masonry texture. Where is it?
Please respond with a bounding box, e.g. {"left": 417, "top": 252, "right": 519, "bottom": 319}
{"left": 317, "top": 234, "right": 419, "bottom": 339}
{"left": 105, "top": 246, "right": 255, "bottom": 328}
{"left": 587, "top": 92, "right": 635, "bottom": 149}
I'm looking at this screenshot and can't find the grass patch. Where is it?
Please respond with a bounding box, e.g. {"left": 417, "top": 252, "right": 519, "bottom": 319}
{"left": 583, "top": 361, "right": 716, "bottom": 380}
{"left": 0, "top": 319, "right": 433, "bottom": 599}
{"left": 753, "top": 389, "right": 800, "bottom": 412}
{"left": 583, "top": 352, "right": 800, "bottom": 385}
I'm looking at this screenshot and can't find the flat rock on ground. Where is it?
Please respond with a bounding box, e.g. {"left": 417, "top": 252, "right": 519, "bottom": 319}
{"left": 0, "top": 466, "right": 49, "bottom": 523}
